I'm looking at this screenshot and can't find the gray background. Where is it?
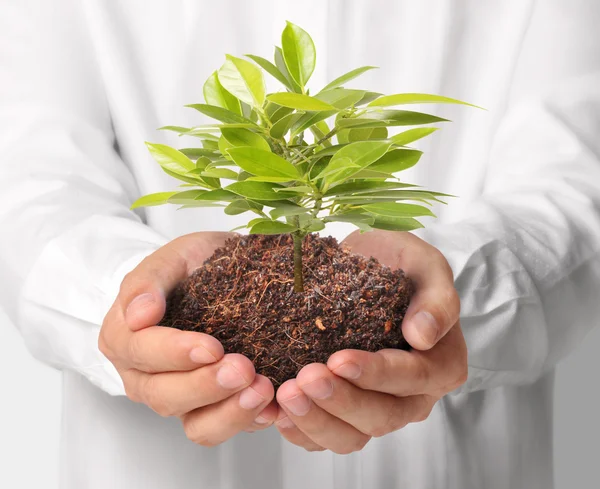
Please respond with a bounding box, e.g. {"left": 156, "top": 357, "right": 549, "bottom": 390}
{"left": 0, "top": 309, "right": 598, "bottom": 488}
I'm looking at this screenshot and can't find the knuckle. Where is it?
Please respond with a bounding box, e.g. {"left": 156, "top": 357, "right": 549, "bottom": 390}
{"left": 411, "top": 361, "right": 431, "bottom": 389}
{"left": 122, "top": 375, "right": 142, "bottom": 403}
{"left": 182, "top": 417, "right": 220, "bottom": 447}
{"left": 451, "top": 363, "right": 468, "bottom": 391}
{"left": 124, "top": 384, "right": 141, "bottom": 403}
{"left": 414, "top": 399, "right": 435, "bottom": 423}
{"left": 97, "top": 329, "right": 114, "bottom": 360}
{"left": 126, "top": 335, "right": 145, "bottom": 368}
{"left": 333, "top": 437, "right": 370, "bottom": 455}
{"left": 444, "top": 286, "right": 461, "bottom": 321}
{"left": 372, "top": 400, "right": 403, "bottom": 438}
{"left": 143, "top": 376, "right": 176, "bottom": 417}
{"left": 367, "top": 425, "right": 388, "bottom": 438}
{"left": 305, "top": 445, "right": 326, "bottom": 453}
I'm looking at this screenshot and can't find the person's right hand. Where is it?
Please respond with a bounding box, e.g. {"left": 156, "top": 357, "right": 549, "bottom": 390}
{"left": 98, "top": 232, "right": 277, "bottom": 446}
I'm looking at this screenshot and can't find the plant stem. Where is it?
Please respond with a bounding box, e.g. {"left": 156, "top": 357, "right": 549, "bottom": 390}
{"left": 291, "top": 214, "right": 305, "bottom": 293}
{"left": 315, "top": 127, "right": 338, "bottom": 147}
{"left": 292, "top": 231, "right": 304, "bottom": 293}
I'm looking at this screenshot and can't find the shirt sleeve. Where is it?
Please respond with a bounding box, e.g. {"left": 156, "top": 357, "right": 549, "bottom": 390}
{"left": 0, "top": 0, "right": 167, "bottom": 395}
{"left": 416, "top": 0, "right": 600, "bottom": 393}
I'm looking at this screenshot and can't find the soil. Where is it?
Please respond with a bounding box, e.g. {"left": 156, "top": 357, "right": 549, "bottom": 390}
{"left": 162, "top": 234, "right": 414, "bottom": 386}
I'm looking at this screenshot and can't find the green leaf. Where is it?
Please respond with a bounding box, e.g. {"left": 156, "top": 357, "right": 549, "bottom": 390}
{"left": 313, "top": 143, "right": 349, "bottom": 158}
{"left": 337, "top": 110, "right": 448, "bottom": 129}
{"left": 224, "top": 199, "right": 263, "bottom": 216}
{"left": 194, "top": 189, "right": 238, "bottom": 201}
{"left": 146, "top": 143, "right": 196, "bottom": 174}
{"left": 370, "top": 216, "right": 424, "bottom": 231}
{"left": 361, "top": 202, "right": 435, "bottom": 218}
{"left": 206, "top": 159, "right": 236, "bottom": 168}
{"left": 227, "top": 147, "right": 300, "bottom": 181}
{"left": 324, "top": 180, "right": 418, "bottom": 196}
{"left": 337, "top": 129, "right": 350, "bottom": 144}
{"left": 290, "top": 110, "right": 337, "bottom": 137}
{"left": 220, "top": 127, "right": 270, "bottom": 151}
{"left": 351, "top": 169, "right": 396, "bottom": 180}
{"left": 356, "top": 92, "right": 383, "bottom": 106}
{"left": 273, "top": 185, "right": 313, "bottom": 193}
{"left": 245, "top": 54, "right": 294, "bottom": 90}
{"left": 250, "top": 220, "right": 298, "bottom": 235}
{"left": 161, "top": 168, "right": 210, "bottom": 186}
{"left": 391, "top": 127, "right": 439, "bottom": 146}
{"left": 269, "top": 203, "right": 310, "bottom": 219}
{"left": 347, "top": 127, "right": 388, "bottom": 142}
{"left": 281, "top": 21, "right": 316, "bottom": 87}
{"left": 369, "top": 93, "right": 483, "bottom": 109}
{"left": 267, "top": 105, "right": 294, "bottom": 123}
{"left": 201, "top": 139, "right": 220, "bottom": 152}
{"left": 304, "top": 218, "right": 326, "bottom": 232}
{"left": 167, "top": 190, "right": 209, "bottom": 204}
{"left": 203, "top": 71, "right": 242, "bottom": 115}
{"left": 368, "top": 149, "right": 423, "bottom": 173}
{"left": 274, "top": 46, "right": 302, "bottom": 93}
{"left": 131, "top": 192, "right": 178, "bottom": 209}
{"left": 199, "top": 168, "right": 239, "bottom": 179}
{"left": 218, "top": 55, "right": 266, "bottom": 108}
{"left": 186, "top": 104, "right": 254, "bottom": 124}
{"left": 226, "top": 181, "right": 285, "bottom": 200}
{"left": 270, "top": 112, "right": 305, "bottom": 139}
{"left": 334, "top": 189, "right": 452, "bottom": 204}
{"left": 320, "top": 66, "right": 378, "bottom": 92}
{"left": 178, "top": 148, "right": 219, "bottom": 160}
{"left": 317, "top": 141, "right": 392, "bottom": 184}
{"left": 158, "top": 126, "right": 191, "bottom": 134}
{"left": 177, "top": 202, "right": 226, "bottom": 209}
{"left": 315, "top": 88, "right": 366, "bottom": 109}
{"left": 246, "top": 175, "right": 298, "bottom": 183}
{"left": 267, "top": 93, "right": 335, "bottom": 111}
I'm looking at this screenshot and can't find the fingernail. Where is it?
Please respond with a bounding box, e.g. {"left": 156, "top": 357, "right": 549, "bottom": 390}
{"left": 277, "top": 416, "right": 295, "bottom": 429}
{"left": 239, "top": 387, "right": 265, "bottom": 410}
{"left": 333, "top": 362, "right": 361, "bottom": 380}
{"left": 217, "top": 364, "right": 248, "bottom": 390}
{"left": 281, "top": 393, "right": 311, "bottom": 416}
{"left": 301, "top": 378, "right": 333, "bottom": 400}
{"left": 126, "top": 293, "right": 155, "bottom": 319}
{"left": 254, "top": 415, "right": 270, "bottom": 425}
{"left": 189, "top": 347, "right": 217, "bottom": 364}
{"left": 412, "top": 311, "right": 439, "bottom": 346}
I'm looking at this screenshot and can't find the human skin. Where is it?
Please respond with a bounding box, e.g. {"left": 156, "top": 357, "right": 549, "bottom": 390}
{"left": 99, "top": 232, "right": 279, "bottom": 446}
{"left": 99, "top": 230, "right": 467, "bottom": 450}
{"left": 272, "top": 230, "right": 467, "bottom": 453}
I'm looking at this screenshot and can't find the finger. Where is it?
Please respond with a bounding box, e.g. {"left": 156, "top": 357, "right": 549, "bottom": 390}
{"left": 276, "top": 379, "right": 371, "bottom": 455}
{"left": 123, "top": 326, "right": 224, "bottom": 372}
{"left": 182, "top": 374, "right": 274, "bottom": 447}
{"left": 244, "top": 400, "right": 279, "bottom": 433}
{"left": 275, "top": 409, "right": 326, "bottom": 452}
{"left": 328, "top": 324, "right": 467, "bottom": 397}
{"left": 121, "top": 353, "right": 255, "bottom": 417}
{"left": 395, "top": 238, "right": 459, "bottom": 350}
{"left": 343, "top": 230, "right": 460, "bottom": 350}
{"left": 297, "top": 363, "right": 433, "bottom": 437}
{"left": 121, "top": 232, "right": 233, "bottom": 332}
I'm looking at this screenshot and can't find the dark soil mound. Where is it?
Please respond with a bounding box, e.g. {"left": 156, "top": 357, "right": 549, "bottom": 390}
{"left": 162, "top": 234, "right": 413, "bottom": 386}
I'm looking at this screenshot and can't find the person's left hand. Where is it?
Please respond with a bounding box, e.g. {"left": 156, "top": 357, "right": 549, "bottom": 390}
{"left": 274, "top": 230, "right": 467, "bottom": 453}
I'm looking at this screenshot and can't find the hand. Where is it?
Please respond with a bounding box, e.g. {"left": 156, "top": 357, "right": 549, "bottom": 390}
{"left": 99, "top": 232, "right": 278, "bottom": 446}
{"left": 274, "top": 230, "right": 467, "bottom": 453}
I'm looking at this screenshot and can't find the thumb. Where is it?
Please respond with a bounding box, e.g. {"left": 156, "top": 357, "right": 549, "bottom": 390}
{"left": 120, "top": 231, "right": 233, "bottom": 331}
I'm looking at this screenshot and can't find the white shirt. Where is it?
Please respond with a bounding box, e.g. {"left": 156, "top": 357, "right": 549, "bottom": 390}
{"left": 1, "top": 1, "right": 600, "bottom": 488}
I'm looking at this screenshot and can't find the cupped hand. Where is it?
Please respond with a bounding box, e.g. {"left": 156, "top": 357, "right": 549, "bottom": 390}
{"left": 274, "top": 230, "right": 467, "bottom": 453}
{"left": 99, "top": 232, "right": 278, "bottom": 446}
